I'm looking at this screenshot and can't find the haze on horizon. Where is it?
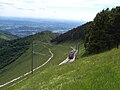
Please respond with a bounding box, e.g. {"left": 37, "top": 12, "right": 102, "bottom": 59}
{"left": 0, "top": 0, "right": 119, "bottom": 21}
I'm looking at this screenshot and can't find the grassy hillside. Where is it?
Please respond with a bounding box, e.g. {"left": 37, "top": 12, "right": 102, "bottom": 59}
{"left": 1, "top": 44, "right": 120, "bottom": 90}
{"left": 0, "top": 38, "right": 30, "bottom": 69}
{"left": 0, "top": 30, "right": 18, "bottom": 40}
{"left": 0, "top": 31, "right": 76, "bottom": 86}
{"left": 0, "top": 42, "right": 75, "bottom": 85}
{"left": 0, "top": 31, "right": 56, "bottom": 69}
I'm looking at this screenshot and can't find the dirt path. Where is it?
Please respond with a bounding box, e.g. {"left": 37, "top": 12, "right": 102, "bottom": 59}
{"left": 0, "top": 47, "right": 53, "bottom": 88}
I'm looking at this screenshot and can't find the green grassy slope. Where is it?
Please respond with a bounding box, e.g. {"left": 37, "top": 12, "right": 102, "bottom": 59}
{"left": 2, "top": 44, "right": 120, "bottom": 90}
{"left": 0, "top": 42, "right": 75, "bottom": 86}
{"left": 0, "top": 30, "right": 18, "bottom": 40}
{"left": 0, "top": 31, "right": 76, "bottom": 87}
{"left": 46, "top": 42, "right": 76, "bottom": 67}
{"left": 0, "top": 31, "right": 54, "bottom": 84}
{"left": 0, "top": 41, "right": 50, "bottom": 84}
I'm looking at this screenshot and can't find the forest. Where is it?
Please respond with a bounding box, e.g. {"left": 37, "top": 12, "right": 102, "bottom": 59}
{"left": 0, "top": 37, "right": 31, "bottom": 69}
{"left": 85, "top": 6, "right": 120, "bottom": 54}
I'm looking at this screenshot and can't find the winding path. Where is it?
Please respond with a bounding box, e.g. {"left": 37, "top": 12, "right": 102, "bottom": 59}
{"left": 0, "top": 47, "right": 53, "bottom": 88}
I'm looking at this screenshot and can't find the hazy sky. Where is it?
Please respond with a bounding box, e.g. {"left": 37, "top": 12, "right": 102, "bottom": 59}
{"left": 0, "top": 0, "right": 119, "bottom": 21}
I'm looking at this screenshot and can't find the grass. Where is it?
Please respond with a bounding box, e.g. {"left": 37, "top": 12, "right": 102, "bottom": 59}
{"left": 0, "top": 40, "right": 75, "bottom": 86}
{"left": 0, "top": 41, "right": 50, "bottom": 84}
{"left": 0, "top": 35, "right": 9, "bottom": 40}
{"left": 0, "top": 30, "right": 17, "bottom": 40}
{"left": 0, "top": 31, "right": 58, "bottom": 85}
{"left": 46, "top": 42, "right": 75, "bottom": 66}
{"left": 1, "top": 44, "right": 120, "bottom": 90}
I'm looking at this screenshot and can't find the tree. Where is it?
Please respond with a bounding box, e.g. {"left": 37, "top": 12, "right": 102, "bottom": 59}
{"left": 84, "top": 7, "right": 120, "bottom": 54}
{"left": 111, "top": 7, "right": 120, "bottom": 48}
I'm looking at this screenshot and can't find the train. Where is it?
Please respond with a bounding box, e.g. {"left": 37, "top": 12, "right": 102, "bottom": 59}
{"left": 68, "top": 50, "right": 76, "bottom": 59}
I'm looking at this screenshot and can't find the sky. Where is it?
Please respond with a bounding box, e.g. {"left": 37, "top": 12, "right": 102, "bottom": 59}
{"left": 0, "top": 0, "right": 120, "bottom": 21}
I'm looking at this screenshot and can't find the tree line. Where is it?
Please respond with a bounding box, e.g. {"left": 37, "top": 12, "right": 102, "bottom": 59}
{"left": 85, "top": 6, "right": 120, "bottom": 54}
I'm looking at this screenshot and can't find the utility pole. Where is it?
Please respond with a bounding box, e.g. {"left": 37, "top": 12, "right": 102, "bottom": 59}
{"left": 76, "top": 44, "right": 78, "bottom": 50}
{"left": 78, "top": 43, "right": 80, "bottom": 53}
{"left": 31, "top": 32, "right": 36, "bottom": 74}
{"left": 31, "top": 41, "right": 34, "bottom": 74}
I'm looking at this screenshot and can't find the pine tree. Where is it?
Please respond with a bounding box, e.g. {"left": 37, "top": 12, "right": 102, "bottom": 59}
{"left": 84, "top": 7, "right": 120, "bottom": 54}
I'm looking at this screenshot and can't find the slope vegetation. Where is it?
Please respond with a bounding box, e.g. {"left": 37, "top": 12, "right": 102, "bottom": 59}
{"left": 51, "top": 22, "right": 92, "bottom": 43}
{"left": 0, "top": 30, "right": 18, "bottom": 40}
{"left": 0, "top": 31, "right": 56, "bottom": 69}
{"left": 0, "top": 31, "right": 75, "bottom": 86}
{"left": 2, "top": 44, "right": 120, "bottom": 90}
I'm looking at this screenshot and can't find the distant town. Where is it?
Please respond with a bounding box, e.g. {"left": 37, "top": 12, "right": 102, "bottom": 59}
{"left": 0, "top": 17, "right": 83, "bottom": 37}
